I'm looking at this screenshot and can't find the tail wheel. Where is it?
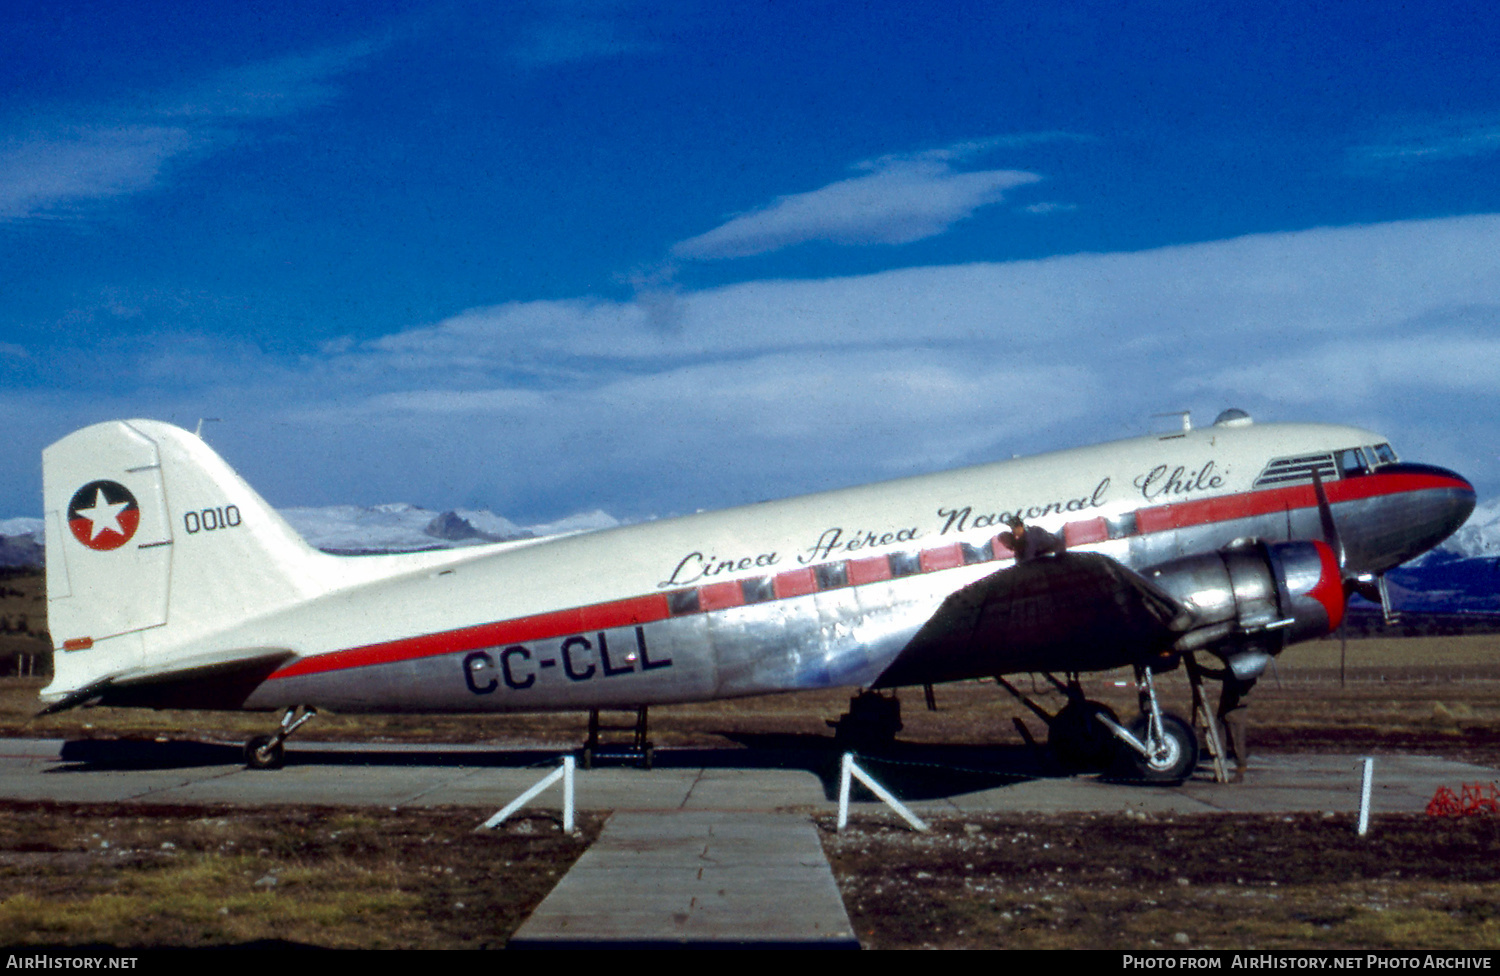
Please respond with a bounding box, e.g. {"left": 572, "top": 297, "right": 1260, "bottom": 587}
{"left": 1109, "top": 713, "right": 1197, "bottom": 784}
{"left": 244, "top": 734, "right": 285, "bottom": 771}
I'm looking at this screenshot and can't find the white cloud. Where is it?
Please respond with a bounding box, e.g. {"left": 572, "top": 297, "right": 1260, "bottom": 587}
{"left": 0, "top": 44, "right": 372, "bottom": 222}
{"left": 507, "top": 0, "right": 661, "bottom": 66}
{"left": 204, "top": 214, "right": 1483, "bottom": 513}
{"left": 1201, "top": 333, "right": 1500, "bottom": 405}
{"left": 359, "top": 213, "right": 1500, "bottom": 372}
{"left": 7, "top": 214, "right": 1500, "bottom": 518}
{"left": 1022, "top": 201, "right": 1077, "bottom": 215}
{"left": 1350, "top": 116, "right": 1500, "bottom": 170}
{"left": 161, "top": 42, "right": 377, "bottom": 120}
{"left": 0, "top": 126, "right": 199, "bottom": 221}
{"left": 671, "top": 156, "right": 1041, "bottom": 260}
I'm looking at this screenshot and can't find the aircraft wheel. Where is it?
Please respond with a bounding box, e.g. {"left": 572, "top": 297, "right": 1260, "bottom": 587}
{"left": 1109, "top": 713, "right": 1197, "bottom": 784}
{"left": 244, "top": 734, "right": 285, "bottom": 771}
{"left": 1048, "top": 700, "right": 1118, "bottom": 771}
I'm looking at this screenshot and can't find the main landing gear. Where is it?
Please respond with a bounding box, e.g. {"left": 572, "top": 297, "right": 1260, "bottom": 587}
{"left": 1095, "top": 667, "right": 1198, "bottom": 783}
{"left": 244, "top": 705, "right": 316, "bottom": 770}
{"left": 578, "top": 706, "right": 655, "bottom": 770}
{"left": 829, "top": 690, "right": 904, "bottom": 749}
{"left": 997, "top": 666, "right": 1199, "bottom": 784}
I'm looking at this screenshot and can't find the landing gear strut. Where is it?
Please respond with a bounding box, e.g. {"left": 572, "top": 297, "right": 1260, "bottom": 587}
{"left": 244, "top": 705, "right": 316, "bottom": 770}
{"left": 579, "top": 706, "right": 654, "bottom": 770}
{"left": 1096, "top": 666, "right": 1198, "bottom": 783}
{"left": 997, "top": 666, "right": 1199, "bottom": 783}
{"left": 995, "top": 673, "right": 1116, "bottom": 772}
{"left": 829, "top": 690, "right": 903, "bottom": 748}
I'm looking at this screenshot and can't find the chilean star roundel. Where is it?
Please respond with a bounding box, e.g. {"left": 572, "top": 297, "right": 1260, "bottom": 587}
{"left": 68, "top": 481, "right": 141, "bottom": 551}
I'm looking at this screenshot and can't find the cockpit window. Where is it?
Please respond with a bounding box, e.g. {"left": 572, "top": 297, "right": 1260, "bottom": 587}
{"left": 1370, "top": 443, "right": 1398, "bottom": 465}
{"left": 1337, "top": 448, "right": 1369, "bottom": 478}
{"left": 1253, "top": 453, "right": 1337, "bottom": 488}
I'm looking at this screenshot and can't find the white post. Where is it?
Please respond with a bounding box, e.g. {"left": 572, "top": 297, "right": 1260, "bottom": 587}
{"left": 837, "top": 753, "right": 852, "bottom": 829}
{"left": 479, "top": 755, "right": 577, "bottom": 832}
{"left": 837, "top": 753, "right": 928, "bottom": 832}
{"left": 1357, "top": 757, "right": 1374, "bottom": 836}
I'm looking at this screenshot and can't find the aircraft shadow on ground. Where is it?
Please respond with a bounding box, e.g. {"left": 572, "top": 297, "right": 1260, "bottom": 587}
{"left": 716, "top": 733, "right": 1065, "bottom": 800}
{"left": 51, "top": 734, "right": 1073, "bottom": 802}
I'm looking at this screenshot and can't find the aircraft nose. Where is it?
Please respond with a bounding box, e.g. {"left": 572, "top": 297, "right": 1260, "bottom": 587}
{"left": 1436, "top": 465, "right": 1478, "bottom": 538}
{"left": 1407, "top": 462, "right": 1477, "bottom": 550}
{"left": 1348, "top": 462, "right": 1477, "bottom": 573}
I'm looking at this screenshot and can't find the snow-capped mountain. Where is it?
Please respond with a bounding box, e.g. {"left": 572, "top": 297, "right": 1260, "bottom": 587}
{"left": 1438, "top": 494, "right": 1500, "bottom": 561}
{"left": 276, "top": 504, "right": 622, "bottom": 554}
{"left": 0, "top": 518, "right": 44, "bottom": 569}
{"left": 277, "top": 503, "right": 526, "bottom": 553}
{"left": 0, "top": 518, "right": 43, "bottom": 539}
{"left": 0, "top": 507, "right": 620, "bottom": 566}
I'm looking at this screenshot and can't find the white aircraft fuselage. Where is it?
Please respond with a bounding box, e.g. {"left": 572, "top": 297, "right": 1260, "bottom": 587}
{"left": 40, "top": 414, "right": 1475, "bottom": 722}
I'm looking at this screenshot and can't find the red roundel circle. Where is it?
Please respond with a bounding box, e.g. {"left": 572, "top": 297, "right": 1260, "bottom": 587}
{"left": 67, "top": 481, "right": 141, "bottom": 551}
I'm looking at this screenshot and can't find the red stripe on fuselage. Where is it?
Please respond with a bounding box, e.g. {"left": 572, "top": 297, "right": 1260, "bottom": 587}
{"left": 268, "top": 469, "right": 1464, "bottom": 681}
{"left": 271, "top": 593, "right": 671, "bottom": 679}
{"left": 1136, "top": 470, "right": 1468, "bottom": 534}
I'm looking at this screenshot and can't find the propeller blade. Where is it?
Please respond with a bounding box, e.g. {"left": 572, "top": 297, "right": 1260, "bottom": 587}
{"left": 1310, "top": 469, "right": 1347, "bottom": 572}
{"left": 1313, "top": 469, "right": 1355, "bottom": 686}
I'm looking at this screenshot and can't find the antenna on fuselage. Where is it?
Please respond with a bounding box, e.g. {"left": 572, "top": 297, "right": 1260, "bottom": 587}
{"left": 1152, "top": 410, "right": 1192, "bottom": 433}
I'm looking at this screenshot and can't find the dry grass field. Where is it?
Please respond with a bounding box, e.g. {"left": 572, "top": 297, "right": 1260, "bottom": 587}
{"left": 0, "top": 803, "right": 602, "bottom": 949}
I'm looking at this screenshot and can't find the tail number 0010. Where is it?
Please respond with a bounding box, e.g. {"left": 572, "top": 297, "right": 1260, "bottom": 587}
{"left": 184, "top": 506, "right": 242, "bottom": 534}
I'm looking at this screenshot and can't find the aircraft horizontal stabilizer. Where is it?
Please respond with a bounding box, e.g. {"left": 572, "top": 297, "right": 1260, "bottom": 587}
{"left": 38, "top": 649, "right": 296, "bottom": 715}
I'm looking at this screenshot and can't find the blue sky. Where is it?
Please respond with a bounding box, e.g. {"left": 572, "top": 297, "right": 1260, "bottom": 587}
{"left": 3, "top": 1, "right": 1500, "bottom": 522}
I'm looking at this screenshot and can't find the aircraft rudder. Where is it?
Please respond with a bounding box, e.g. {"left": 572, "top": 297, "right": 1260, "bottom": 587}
{"left": 41, "top": 420, "right": 327, "bottom": 699}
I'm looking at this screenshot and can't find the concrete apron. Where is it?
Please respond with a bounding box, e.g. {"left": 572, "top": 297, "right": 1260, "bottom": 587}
{"left": 509, "top": 810, "right": 859, "bottom": 949}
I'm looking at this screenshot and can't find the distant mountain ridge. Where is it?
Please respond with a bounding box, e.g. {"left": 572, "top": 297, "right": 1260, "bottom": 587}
{"left": 0, "top": 505, "right": 620, "bottom": 567}
{"left": 1442, "top": 494, "right": 1500, "bottom": 561}
{"left": 1389, "top": 495, "right": 1500, "bottom": 612}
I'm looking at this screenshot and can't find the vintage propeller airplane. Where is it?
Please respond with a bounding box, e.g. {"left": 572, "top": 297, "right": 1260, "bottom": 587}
{"left": 39, "top": 410, "right": 1474, "bottom": 780}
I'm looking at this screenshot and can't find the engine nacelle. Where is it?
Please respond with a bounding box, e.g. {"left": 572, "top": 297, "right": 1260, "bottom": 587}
{"left": 1143, "top": 540, "right": 1345, "bottom": 676}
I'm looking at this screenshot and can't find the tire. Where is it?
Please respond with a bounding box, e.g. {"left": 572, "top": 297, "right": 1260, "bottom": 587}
{"left": 1107, "top": 713, "right": 1197, "bottom": 784}
{"left": 244, "top": 734, "right": 285, "bottom": 771}
{"left": 1048, "top": 700, "right": 1118, "bottom": 772}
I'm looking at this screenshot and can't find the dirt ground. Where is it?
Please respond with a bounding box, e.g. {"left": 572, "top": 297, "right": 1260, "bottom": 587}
{"left": 0, "top": 801, "right": 602, "bottom": 949}
{"left": 821, "top": 813, "right": 1500, "bottom": 950}
{"left": 0, "top": 631, "right": 1496, "bottom": 949}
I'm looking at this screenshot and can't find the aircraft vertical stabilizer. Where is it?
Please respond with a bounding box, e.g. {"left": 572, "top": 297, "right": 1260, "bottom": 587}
{"left": 42, "top": 420, "right": 333, "bottom": 701}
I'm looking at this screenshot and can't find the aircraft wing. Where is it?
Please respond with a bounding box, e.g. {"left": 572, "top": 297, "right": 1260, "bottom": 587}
{"left": 875, "top": 552, "right": 1193, "bottom": 688}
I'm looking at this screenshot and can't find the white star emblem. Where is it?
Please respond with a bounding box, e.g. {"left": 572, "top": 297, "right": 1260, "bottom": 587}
{"left": 76, "top": 488, "right": 131, "bottom": 541}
